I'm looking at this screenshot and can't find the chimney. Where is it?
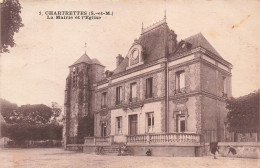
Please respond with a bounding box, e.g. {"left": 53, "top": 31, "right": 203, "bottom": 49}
{"left": 116, "top": 54, "right": 124, "bottom": 67}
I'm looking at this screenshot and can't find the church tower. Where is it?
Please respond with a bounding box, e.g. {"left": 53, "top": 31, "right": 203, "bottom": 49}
{"left": 64, "top": 52, "right": 105, "bottom": 144}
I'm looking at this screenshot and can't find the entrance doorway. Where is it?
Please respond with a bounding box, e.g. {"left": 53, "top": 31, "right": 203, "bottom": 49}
{"left": 129, "top": 114, "right": 138, "bottom": 135}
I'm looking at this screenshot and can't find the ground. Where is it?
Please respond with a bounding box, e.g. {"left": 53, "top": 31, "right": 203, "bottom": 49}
{"left": 0, "top": 148, "right": 258, "bottom": 168}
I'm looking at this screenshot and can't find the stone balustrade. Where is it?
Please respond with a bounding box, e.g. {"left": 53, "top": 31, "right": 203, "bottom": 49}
{"left": 126, "top": 133, "right": 200, "bottom": 145}
{"left": 85, "top": 133, "right": 200, "bottom": 146}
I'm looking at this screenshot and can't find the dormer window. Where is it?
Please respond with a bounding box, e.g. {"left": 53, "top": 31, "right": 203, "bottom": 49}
{"left": 127, "top": 44, "right": 144, "bottom": 69}
{"left": 130, "top": 49, "right": 139, "bottom": 65}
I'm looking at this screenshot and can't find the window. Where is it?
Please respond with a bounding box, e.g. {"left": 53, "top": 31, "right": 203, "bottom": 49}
{"left": 116, "top": 86, "right": 122, "bottom": 105}
{"left": 101, "top": 92, "right": 107, "bottom": 108}
{"left": 177, "top": 114, "right": 185, "bottom": 132}
{"left": 146, "top": 77, "right": 153, "bottom": 98}
{"left": 116, "top": 116, "right": 122, "bottom": 134}
{"left": 101, "top": 122, "right": 107, "bottom": 137}
{"left": 175, "top": 70, "right": 185, "bottom": 93}
{"left": 146, "top": 112, "right": 154, "bottom": 133}
{"left": 72, "top": 67, "right": 78, "bottom": 88}
{"left": 130, "top": 82, "right": 137, "bottom": 102}
{"left": 222, "top": 76, "right": 227, "bottom": 97}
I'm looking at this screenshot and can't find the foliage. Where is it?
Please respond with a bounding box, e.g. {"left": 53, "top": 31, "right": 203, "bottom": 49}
{"left": 77, "top": 115, "right": 94, "bottom": 139}
{"left": 1, "top": 0, "right": 24, "bottom": 53}
{"left": 0, "top": 99, "right": 59, "bottom": 125}
{"left": 50, "top": 102, "right": 63, "bottom": 124}
{"left": 1, "top": 122, "right": 63, "bottom": 141}
{"left": 0, "top": 98, "right": 18, "bottom": 123}
{"left": 12, "top": 104, "right": 52, "bottom": 125}
{"left": 226, "top": 91, "right": 259, "bottom": 132}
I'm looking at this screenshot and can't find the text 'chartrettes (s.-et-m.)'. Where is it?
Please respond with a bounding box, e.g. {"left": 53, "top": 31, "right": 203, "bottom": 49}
{"left": 39, "top": 11, "right": 113, "bottom": 20}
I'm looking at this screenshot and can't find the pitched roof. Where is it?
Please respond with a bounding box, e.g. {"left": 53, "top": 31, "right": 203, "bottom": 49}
{"left": 183, "top": 33, "right": 222, "bottom": 58}
{"left": 70, "top": 53, "right": 104, "bottom": 67}
{"left": 113, "top": 57, "right": 129, "bottom": 74}
{"left": 138, "top": 22, "right": 169, "bottom": 63}
{"left": 91, "top": 58, "right": 104, "bottom": 67}
{"left": 112, "top": 22, "right": 170, "bottom": 75}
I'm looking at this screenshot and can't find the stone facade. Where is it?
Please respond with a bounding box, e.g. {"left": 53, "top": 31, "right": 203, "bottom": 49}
{"left": 65, "top": 18, "right": 233, "bottom": 145}
{"left": 64, "top": 54, "right": 105, "bottom": 140}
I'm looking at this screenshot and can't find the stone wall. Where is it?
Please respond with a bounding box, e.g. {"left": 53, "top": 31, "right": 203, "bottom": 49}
{"left": 168, "top": 96, "right": 200, "bottom": 133}
{"left": 204, "top": 142, "right": 260, "bottom": 159}
{"left": 109, "top": 101, "right": 164, "bottom": 138}
{"left": 95, "top": 70, "right": 165, "bottom": 111}
{"left": 200, "top": 61, "right": 231, "bottom": 97}
{"left": 168, "top": 62, "right": 200, "bottom": 96}
{"left": 127, "top": 145, "right": 196, "bottom": 157}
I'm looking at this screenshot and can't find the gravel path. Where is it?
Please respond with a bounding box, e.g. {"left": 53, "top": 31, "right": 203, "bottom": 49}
{"left": 0, "top": 148, "right": 258, "bottom": 168}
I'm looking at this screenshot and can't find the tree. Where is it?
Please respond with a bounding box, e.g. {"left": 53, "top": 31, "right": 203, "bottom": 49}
{"left": 1, "top": 123, "right": 63, "bottom": 141}
{"left": 1, "top": 0, "right": 24, "bottom": 53}
{"left": 50, "top": 102, "right": 63, "bottom": 124}
{"left": 0, "top": 98, "right": 18, "bottom": 123}
{"left": 1, "top": 103, "right": 52, "bottom": 125}
{"left": 17, "top": 104, "right": 53, "bottom": 124}
{"left": 226, "top": 91, "right": 259, "bottom": 140}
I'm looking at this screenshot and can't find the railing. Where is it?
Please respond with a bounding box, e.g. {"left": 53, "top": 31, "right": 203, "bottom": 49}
{"left": 126, "top": 133, "right": 200, "bottom": 145}
{"left": 126, "top": 134, "right": 148, "bottom": 143}
{"left": 142, "top": 18, "right": 166, "bottom": 34}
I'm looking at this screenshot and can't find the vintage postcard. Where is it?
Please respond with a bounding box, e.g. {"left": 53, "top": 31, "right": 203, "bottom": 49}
{"left": 0, "top": 0, "right": 259, "bottom": 167}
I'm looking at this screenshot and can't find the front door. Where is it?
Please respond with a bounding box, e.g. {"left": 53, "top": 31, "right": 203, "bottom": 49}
{"left": 129, "top": 114, "right": 138, "bottom": 135}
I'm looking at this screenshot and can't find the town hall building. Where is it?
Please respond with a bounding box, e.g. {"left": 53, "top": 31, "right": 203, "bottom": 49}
{"left": 64, "top": 16, "right": 233, "bottom": 156}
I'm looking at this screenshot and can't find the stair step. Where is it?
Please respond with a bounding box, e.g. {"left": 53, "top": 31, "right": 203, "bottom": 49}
{"left": 94, "top": 146, "right": 132, "bottom": 156}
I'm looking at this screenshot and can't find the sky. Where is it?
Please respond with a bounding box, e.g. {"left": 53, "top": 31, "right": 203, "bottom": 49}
{"left": 1, "top": 0, "right": 259, "bottom": 106}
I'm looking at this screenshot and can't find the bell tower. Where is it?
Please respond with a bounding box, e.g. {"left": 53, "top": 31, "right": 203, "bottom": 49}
{"left": 64, "top": 51, "right": 105, "bottom": 145}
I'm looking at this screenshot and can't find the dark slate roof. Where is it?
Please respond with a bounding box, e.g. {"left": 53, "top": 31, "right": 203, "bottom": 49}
{"left": 138, "top": 23, "right": 169, "bottom": 63}
{"left": 112, "top": 22, "right": 170, "bottom": 75}
{"left": 108, "top": 27, "right": 224, "bottom": 76}
{"left": 70, "top": 53, "right": 104, "bottom": 67}
{"left": 182, "top": 33, "right": 222, "bottom": 58}
{"left": 113, "top": 57, "right": 129, "bottom": 74}
{"left": 91, "top": 58, "right": 104, "bottom": 67}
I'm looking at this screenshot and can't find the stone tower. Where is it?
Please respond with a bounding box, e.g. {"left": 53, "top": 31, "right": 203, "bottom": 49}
{"left": 64, "top": 53, "right": 104, "bottom": 144}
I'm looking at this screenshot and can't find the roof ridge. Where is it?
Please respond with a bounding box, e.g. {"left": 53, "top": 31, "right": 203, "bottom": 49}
{"left": 141, "top": 18, "right": 167, "bottom": 34}
{"left": 183, "top": 32, "right": 222, "bottom": 58}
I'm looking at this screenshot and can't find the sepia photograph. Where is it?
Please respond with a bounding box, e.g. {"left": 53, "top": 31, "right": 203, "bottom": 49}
{"left": 0, "top": 0, "right": 259, "bottom": 167}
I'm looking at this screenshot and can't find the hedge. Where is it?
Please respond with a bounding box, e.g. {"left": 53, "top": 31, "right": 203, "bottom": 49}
{"left": 1, "top": 123, "right": 63, "bottom": 141}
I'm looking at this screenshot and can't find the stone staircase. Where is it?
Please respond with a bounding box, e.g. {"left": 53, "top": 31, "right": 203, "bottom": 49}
{"left": 102, "top": 146, "right": 120, "bottom": 155}
{"left": 96, "top": 145, "right": 131, "bottom": 156}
